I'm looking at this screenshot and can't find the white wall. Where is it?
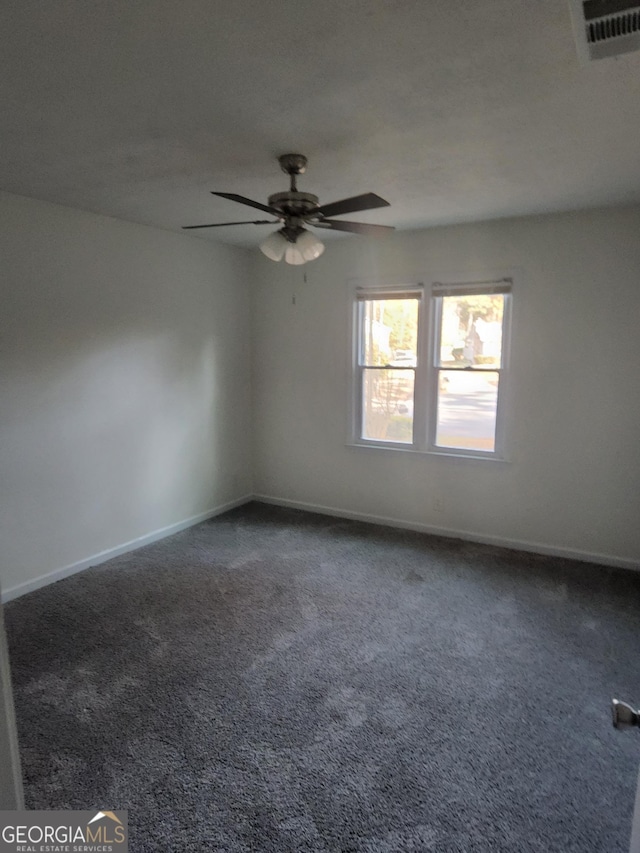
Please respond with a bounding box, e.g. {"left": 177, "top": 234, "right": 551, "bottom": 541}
{"left": 252, "top": 206, "right": 640, "bottom": 567}
{"left": 0, "top": 191, "right": 253, "bottom": 599}
{"left": 2, "top": 198, "right": 637, "bottom": 599}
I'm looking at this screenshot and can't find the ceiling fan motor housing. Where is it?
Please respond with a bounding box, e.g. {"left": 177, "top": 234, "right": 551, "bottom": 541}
{"left": 268, "top": 191, "right": 319, "bottom": 220}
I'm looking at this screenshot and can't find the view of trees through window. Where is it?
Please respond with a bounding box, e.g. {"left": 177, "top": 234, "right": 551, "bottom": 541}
{"left": 361, "top": 297, "right": 419, "bottom": 443}
{"left": 435, "top": 293, "right": 505, "bottom": 452}
{"left": 359, "top": 291, "right": 507, "bottom": 452}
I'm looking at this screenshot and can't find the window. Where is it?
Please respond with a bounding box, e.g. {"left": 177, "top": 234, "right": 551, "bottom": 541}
{"left": 352, "top": 278, "right": 512, "bottom": 459}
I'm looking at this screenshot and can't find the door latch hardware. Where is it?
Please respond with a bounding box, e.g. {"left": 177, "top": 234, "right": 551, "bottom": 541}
{"left": 612, "top": 699, "right": 640, "bottom": 730}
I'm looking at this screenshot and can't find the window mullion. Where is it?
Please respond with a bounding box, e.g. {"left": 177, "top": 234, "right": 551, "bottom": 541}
{"left": 493, "top": 291, "right": 512, "bottom": 457}
{"left": 408, "top": 286, "right": 427, "bottom": 449}
{"left": 425, "top": 294, "right": 442, "bottom": 450}
{"left": 355, "top": 364, "right": 363, "bottom": 444}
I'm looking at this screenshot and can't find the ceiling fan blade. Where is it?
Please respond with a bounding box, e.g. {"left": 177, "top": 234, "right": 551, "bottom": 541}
{"left": 212, "top": 192, "right": 280, "bottom": 216}
{"left": 313, "top": 192, "right": 390, "bottom": 219}
{"left": 182, "top": 220, "right": 278, "bottom": 230}
{"left": 315, "top": 219, "right": 395, "bottom": 236}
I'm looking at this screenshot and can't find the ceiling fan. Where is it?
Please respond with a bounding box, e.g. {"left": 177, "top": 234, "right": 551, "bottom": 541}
{"left": 183, "top": 154, "right": 394, "bottom": 265}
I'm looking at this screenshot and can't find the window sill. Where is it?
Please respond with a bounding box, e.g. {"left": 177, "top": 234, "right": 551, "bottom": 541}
{"left": 346, "top": 439, "right": 509, "bottom": 463}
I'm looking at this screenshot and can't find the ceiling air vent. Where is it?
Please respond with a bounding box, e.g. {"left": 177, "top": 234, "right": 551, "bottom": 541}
{"left": 569, "top": 0, "right": 640, "bottom": 60}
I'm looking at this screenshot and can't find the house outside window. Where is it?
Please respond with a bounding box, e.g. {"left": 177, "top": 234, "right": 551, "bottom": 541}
{"left": 351, "top": 277, "right": 512, "bottom": 459}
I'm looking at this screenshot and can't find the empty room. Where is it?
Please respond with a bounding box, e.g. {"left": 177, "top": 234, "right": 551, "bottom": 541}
{"left": 1, "top": 1, "right": 640, "bottom": 851}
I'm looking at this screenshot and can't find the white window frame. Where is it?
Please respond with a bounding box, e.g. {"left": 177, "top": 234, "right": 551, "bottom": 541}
{"left": 349, "top": 276, "right": 513, "bottom": 461}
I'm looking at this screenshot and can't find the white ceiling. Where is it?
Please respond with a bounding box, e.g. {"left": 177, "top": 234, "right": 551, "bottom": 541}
{"left": 1, "top": 0, "right": 640, "bottom": 246}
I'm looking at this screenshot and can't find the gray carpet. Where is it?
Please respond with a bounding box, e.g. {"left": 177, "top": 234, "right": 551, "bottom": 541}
{"left": 5, "top": 502, "right": 640, "bottom": 852}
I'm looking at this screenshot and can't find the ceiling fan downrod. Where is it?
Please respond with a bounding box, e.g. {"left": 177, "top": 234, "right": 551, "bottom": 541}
{"left": 278, "top": 153, "right": 307, "bottom": 193}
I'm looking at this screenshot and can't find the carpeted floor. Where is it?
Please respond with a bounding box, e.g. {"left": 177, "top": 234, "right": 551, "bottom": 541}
{"left": 5, "top": 502, "right": 640, "bottom": 851}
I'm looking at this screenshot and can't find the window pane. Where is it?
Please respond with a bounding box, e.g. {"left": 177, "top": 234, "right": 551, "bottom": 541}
{"left": 435, "top": 370, "right": 499, "bottom": 452}
{"left": 438, "top": 294, "right": 504, "bottom": 368}
{"left": 362, "top": 368, "right": 414, "bottom": 443}
{"left": 362, "top": 298, "right": 419, "bottom": 367}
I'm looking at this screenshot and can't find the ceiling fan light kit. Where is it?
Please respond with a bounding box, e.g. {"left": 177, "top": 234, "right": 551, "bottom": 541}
{"left": 184, "top": 154, "right": 394, "bottom": 265}
{"left": 260, "top": 227, "right": 325, "bottom": 264}
{"left": 289, "top": 229, "right": 325, "bottom": 263}
{"left": 284, "top": 240, "right": 311, "bottom": 265}
{"left": 259, "top": 230, "right": 288, "bottom": 262}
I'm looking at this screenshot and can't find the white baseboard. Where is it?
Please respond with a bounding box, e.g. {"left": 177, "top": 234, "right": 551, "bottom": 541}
{"left": 4, "top": 491, "right": 637, "bottom": 603}
{"left": 1, "top": 494, "right": 253, "bottom": 603}
{"left": 253, "top": 493, "right": 640, "bottom": 572}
